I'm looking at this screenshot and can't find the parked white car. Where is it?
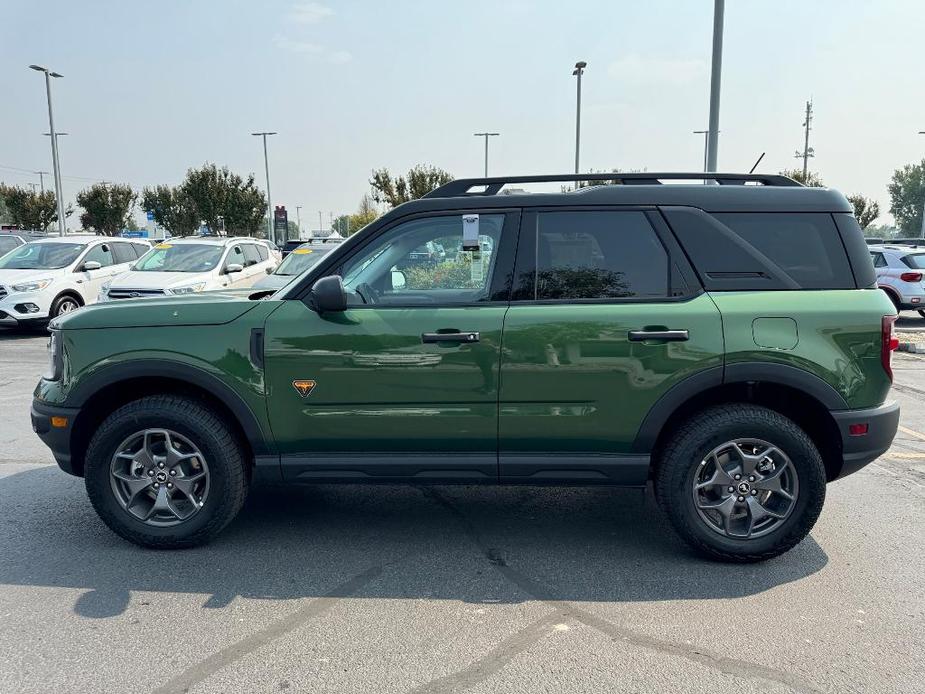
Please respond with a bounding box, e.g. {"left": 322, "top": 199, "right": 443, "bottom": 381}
{"left": 100, "top": 237, "right": 277, "bottom": 301}
{"left": 0, "top": 236, "right": 151, "bottom": 325}
{"left": 870, "top": 244, "right": 925, "bottom": 317}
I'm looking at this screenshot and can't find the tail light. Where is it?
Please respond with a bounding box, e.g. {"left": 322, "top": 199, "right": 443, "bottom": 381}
{"left": 900, "top": 271, "right": 923, "bottom": 282}
{"left": 882, "top": 315, "right": 899, "bottom": 382}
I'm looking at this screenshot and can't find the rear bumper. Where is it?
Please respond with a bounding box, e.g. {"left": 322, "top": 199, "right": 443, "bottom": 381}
{"left": 31, "top": 399, "right": 82, "bottom": 476}
{"left": 831, "top": 401, "right": 899, "bottom": 479}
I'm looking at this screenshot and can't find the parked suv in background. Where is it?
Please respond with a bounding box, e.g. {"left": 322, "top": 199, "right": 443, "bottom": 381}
{"left": 31, "top": 173, "right": 898, "bottom": 562}
{"left": 99, "top": 236, "right": 277, "bottom": 301}
{"left": 0, "top": 236, "right": 150, "bottom": 325}
{"left": 869, "top": 243, "right": 925, "bottom": 317}
{"left": 254, "top": 240, "right": 342, "bottom": 291}
{"left": 0, "top": 233, "right": 26, "bottom": 257}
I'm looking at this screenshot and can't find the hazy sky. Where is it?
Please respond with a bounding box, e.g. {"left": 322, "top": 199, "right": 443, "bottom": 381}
{"left": 3, "top": 0, "right": 924, "bottom": 229}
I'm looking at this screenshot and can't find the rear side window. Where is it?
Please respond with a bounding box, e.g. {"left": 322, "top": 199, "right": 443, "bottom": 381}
{"left": 516, "top": 211, "right": 669, "bottom": 300}
{"left": 713, "top": 213, "right": 853, "bottom": 289}
{"left": 870, "top": 252, "right": 887, "bottom": 268}
{"left": 255, "top": 244, "right": 269, "bottom": 261}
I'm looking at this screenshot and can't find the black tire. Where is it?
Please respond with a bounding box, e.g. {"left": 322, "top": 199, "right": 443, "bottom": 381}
{"left": 84, "top": 395, "right": 249, "bottom": 549}
{"left": 654, "top": 404, "right": 826, "bottom": 563}
{"left": 49, "top": 293, "right": 81, "bottom": 318}
{"left": 917, "top": 309, "right": 925, "bottom": 320}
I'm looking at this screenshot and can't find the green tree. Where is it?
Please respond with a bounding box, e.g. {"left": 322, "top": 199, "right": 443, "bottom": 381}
{"left": 888, "top": 160, "right": 925, "bottom": 234}
{"left": 370, "top": 164, "right": 453, "bottom": 207}
{"left": 779, "top": 168, "right": 825, "bottom": 187}
{"left": 864, "top": 224, "right": 897, "bottom": 240}
{"left": 141, "top": 184, "right": 200, "bottom": 236}
{"left": 0, "top": 184, "right": 61, "bottom": 231}
{"left": 181, "top": 164, "right": 266, "bottom": 235}
{"left": 332, "top": 194, "right": 380, "bottom": 236}
{"left": 77, "top": 183, "right": 137, "bottom": 235}
{"left": 846, "top": 194, "right": 880, "bottom": 230}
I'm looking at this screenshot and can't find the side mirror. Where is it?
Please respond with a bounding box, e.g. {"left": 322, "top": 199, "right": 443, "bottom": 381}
{"left": 225, "top": 263, "right": 244, "bottom": 274}
{"left": 391, "top": 269, "right": 406, "bottom": 289}
{"left": 81, "top": 260, "right": 102, "bottom": 271}
{"left": 310, "top": 275, "right": 347, "bottom": 313}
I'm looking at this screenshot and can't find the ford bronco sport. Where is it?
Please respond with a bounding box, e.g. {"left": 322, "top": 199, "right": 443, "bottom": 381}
{"left": 31, "top": 173, "right": 899, "bottom": 562}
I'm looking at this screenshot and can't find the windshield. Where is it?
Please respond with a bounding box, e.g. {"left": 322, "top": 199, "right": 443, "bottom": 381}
{"left": 276, "top": 247, "right": 331, "bottom": 276}
{"left": 134, "top": 243, "right": 224, "bottom": 272}
{"left": 0, "top": 242, "right": 83, "bottom": 270}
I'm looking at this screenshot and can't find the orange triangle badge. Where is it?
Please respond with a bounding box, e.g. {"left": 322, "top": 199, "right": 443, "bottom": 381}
{"left": 292, "top": 380, "right": 316, "bottom": 397}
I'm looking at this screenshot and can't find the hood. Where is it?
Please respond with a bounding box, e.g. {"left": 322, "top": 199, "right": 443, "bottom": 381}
{"left": 52, "top": 289, "right": 263, "bottom": 330}
{"left": 0, "top": 267, "right": 65, "bottom": 286}
{"left": 108, "top": 270, "right": 212, "bottom": 291}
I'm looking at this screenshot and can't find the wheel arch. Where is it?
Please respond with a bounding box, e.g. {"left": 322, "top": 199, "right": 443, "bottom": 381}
{"left": 634, "top": 364, "right": 846, "bottom": 481}
{"left": 66, "top": 360, "right": 273, "bottom": 477}
{"left": 52, "top": 289, "right": 85, "bottom": 308}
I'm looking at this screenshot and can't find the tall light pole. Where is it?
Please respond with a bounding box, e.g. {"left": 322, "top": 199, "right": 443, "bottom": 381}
{"left": 296, "top": 205, "right": 303, "bottom": 236}
{"left": 33, "top": 171, "right": 50, "bottom": 193}
{"left": 705, "top": 0, "right": 724, "bottom": 172}
{"left": 572, "top": 61, "right": 587, "bottom": 174}
{"left": 473, "top": 132, "right": 499, "bottom": 177}
{"left": 251, "top": 131, "right": 277, "bottom": 243}
{"left": 917, "top": 132, "right": 925, "bottom": 235}
{"left": 30, "top": 65, "right": 66, "bottom": 235}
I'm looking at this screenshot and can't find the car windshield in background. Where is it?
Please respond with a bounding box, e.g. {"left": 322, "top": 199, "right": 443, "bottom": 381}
{"left": 134, "top": 243, "right": 223, "bottom": 272}
{"left": 902, "top": 253, "right": 925, "bottom": 269}
{"left": 0, "top": 242, "right": 83, "bottom": 270}
{"left": 275, "top": 247, "right": 331, "bottom": 276}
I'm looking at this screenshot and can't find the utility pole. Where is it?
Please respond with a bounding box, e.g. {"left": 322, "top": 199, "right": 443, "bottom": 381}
{"left": 572, "top": 61, "right": 587, "bottom": 174}
{"left": 296, "top": 205, "right": 302, "bottom": 237}
{"left": 705, "top": 0, "right": 724, "bottom": 172}
{"left": 794, "top": 100, "right": 815, "bottom": 181}
{"left": 29, "top": 65, "right": 67, "bottom": 235}
{"left": 693, "top": 130, "right": 710, "bottom": 172}
{"left": 251, "top": 131, "right": 277, "bottom": 243}
{"left": 34, "top": 171, "right": 49, "bottom": 193}
{"left": 27, "top": 183, "right": 38, "bottom": 194}
{"left": 917, "top": 132, "right": 925, "bottom": 235}
{"left": 473, "top": 132, "right": 499, "bottom": 177}
{"left": 318, "top": 211, "right": 323, "bottom": 236}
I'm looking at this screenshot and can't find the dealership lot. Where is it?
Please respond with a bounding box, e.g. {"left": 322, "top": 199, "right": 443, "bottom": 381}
{"left": 0, "top": 328, "right": 923, "bottom": 693}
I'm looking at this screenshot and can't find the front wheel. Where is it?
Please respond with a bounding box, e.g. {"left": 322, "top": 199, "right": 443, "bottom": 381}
{"left": 654, "top": 404, "right": 826, "bottom": 562}
{"left": 84, "top": 395, "right": 249, "bottom": 548}
{"left": 50, "top": 294, "right": 81, "bottom": 318}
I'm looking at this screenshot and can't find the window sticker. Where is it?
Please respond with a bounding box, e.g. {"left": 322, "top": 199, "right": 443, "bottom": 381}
{"left": 462, "top": 214, "right": 480, "bottom": 251}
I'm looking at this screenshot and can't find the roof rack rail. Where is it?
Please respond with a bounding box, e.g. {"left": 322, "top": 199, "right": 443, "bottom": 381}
{"left": 424, "top": 172, "right": 802, "bottom": 198}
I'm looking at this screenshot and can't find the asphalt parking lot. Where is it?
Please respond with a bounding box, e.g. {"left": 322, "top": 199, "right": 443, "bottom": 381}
{"left": 1, "top": 325, "right": 923, "bottom": 694}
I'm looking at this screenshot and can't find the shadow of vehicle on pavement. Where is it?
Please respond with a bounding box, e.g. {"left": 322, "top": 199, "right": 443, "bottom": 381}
{"left": 0, "top": 466, "right": 828, "bottom": 619}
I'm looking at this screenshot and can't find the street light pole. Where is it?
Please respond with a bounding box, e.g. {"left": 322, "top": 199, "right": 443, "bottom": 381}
{"left": 30, "top": 65, "right": 66, "bottom": 235}
{"left": 33, "top": 171, "right": 49, "bottom": 193}
{"left": 705, "top": 0, "right": 724, "bottom": 172}
{"left": 572, "top": 61, "right": 587, "bottom": 174}
{"left": 251, "top": 131, "right": 277, "bottom": 243}
{"left": 473, "top": 132, "right": 499, "bottom": 177}
{"left": 693, "top": 130, "right": 709, "bottom": 172}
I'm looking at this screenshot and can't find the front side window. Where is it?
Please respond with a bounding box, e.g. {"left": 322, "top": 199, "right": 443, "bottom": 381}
{"left": 339, "top": 214, "right": 505, "bottom": 306}
{"left": 134, "top": 243, "right": 224, "bottom": 272}
{"left": 242, "top": 244, "right": 262, "bottom": 267}
{"left": 110, "top": 242, "right": 137, "bottom": 264}
{"left": 516, "top": 211, "right": 669, "bottom": 300}
{"left": 81, "top": 244, "right": 114, "bottom": 269}
{"left": 0, "top": 242, "right": 84, "bottom": 270}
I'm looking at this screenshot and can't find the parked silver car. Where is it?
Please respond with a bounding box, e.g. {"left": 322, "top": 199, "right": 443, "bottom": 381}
{"left": 870, "top": 244, "right": 925, "bottom": 317}
{"left": 253, "top": 241, "right": 340, "bottom": 290}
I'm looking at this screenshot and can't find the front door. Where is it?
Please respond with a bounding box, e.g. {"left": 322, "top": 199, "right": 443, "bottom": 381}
{"left": 75, "top": 242, "right": 118, "bottom": 301}
{"left": 264, "top": 210, "right": 519, "bottom": 482}
{"left": 498, "top": 208, "right": 724, "bottom": 483}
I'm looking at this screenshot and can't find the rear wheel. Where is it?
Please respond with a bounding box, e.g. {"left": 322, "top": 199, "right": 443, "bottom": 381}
{"left": 84, "top": 395, "right": 249, "bottom": 548}
{"left": 654, "top": 404, "right": 826, "bottom": 562}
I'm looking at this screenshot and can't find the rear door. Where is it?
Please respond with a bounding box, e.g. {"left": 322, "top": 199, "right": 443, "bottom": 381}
{"left": 263, "top": 209, "right": 519, "bottom": 482}
{"left": 498, "top": 208, "right": 724, "bottom": 483}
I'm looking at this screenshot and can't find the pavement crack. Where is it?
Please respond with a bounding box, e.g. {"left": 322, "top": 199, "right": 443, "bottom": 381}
{"left": 420, "top": 487, "right": 823, "bottom": 694}
{"left": 150, "top": 563, "right": 386, "bottom": 694}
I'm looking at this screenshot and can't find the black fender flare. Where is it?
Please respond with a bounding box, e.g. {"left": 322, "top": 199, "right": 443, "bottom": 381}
{"left": 631, "top": 362, "right": 847, "bottom": 454}
{"left": 66, "top": 359, "right": 273, "bottom": 456}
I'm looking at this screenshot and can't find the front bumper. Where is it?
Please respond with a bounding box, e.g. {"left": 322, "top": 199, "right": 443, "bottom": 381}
{"left": 31, "top": 399, "right": 82, "bottom": 476}
{"left": 831, "top": 400, "right": 900, "bottom": 479}
{"left": 0, "top": 289, "right": 52, "bottom": 322}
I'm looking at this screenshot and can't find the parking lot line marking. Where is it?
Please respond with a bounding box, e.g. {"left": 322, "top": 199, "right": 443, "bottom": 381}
{"left": 897, "top": 425, "right": 925, "bottom": 443}
{"left": 883, "top": 451, "right": 925, "bottom": 459}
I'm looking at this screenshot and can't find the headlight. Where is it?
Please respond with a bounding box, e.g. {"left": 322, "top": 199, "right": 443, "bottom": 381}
{"left": 166, "top": 282, "right": 207, "bottom": 295}
{"left": 44, "top": 331, "right": 62, "bottom": 381}
{"left": 11, "top": 278, "right": 53, "bottom": 292}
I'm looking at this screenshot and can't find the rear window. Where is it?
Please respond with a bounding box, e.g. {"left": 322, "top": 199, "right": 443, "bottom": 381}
{"left": 713, "top": 213, "right": 853, "bottom": 289}
{"left": 902, "top": 254, "right": 925, "bottom": 269}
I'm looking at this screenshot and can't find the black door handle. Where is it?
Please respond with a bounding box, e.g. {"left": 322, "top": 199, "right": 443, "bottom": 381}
{"left": 422, "top": 331, "right": 480, "bottom": 344}
{"left": 628, "top": 329, "right": 689, "bottom": 342}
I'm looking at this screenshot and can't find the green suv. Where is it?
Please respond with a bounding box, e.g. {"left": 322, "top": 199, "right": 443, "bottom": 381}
{"left": 31, "top": 173, "right": 899, "bottom": 561}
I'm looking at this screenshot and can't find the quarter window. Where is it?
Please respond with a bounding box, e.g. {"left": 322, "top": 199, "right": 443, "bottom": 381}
{"left": 517, "top": 211, "right": 669, "bottom": 300}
